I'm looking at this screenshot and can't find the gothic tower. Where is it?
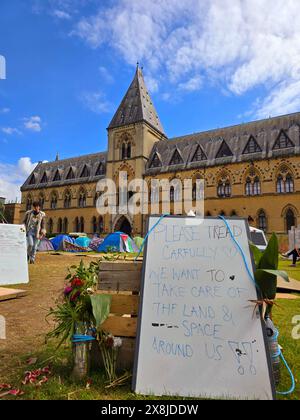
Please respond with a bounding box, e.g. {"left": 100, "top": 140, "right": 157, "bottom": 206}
{"left": 106, "top": 65, "right": 167, "bottom": 235}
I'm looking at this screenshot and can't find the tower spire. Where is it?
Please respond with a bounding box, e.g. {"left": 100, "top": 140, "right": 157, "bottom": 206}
{"left": 108, "top": 66, "right": 166, "bottom": 137}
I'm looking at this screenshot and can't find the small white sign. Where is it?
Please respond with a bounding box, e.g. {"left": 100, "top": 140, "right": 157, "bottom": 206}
{"left": 0, "top": 315, "right": 5, "bottom": 340}
{"left": 0, "top": 224, "right": 29, "bottom": 285}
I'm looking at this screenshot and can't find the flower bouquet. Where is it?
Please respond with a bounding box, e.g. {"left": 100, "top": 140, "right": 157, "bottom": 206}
{"left": 46, "top": 260, "right": 112, "bottom": 381}
{"left": 99, "top": 333, "right": 123, "bottom": 384}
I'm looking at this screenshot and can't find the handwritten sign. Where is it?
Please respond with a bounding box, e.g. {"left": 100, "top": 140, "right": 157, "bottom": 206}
{"left": 0, "top": 224, "right": 29, "bottom": 285}
{"left": 133, "top": 216, "right": 275, "bottom": 400}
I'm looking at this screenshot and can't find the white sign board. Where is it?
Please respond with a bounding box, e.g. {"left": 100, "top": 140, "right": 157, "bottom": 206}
{"left": 289, "top": 227, "right": 300, "bottom": 250}
{"left": 0, "top": 224, "right": 29, "bottom": 285}
{"left": 133, "top": 216, "right": 275, "bottom": 400}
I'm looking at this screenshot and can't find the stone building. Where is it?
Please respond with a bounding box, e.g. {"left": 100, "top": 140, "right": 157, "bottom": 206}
{"left": 20, "top": 66, "right": 300, "bottom": 238}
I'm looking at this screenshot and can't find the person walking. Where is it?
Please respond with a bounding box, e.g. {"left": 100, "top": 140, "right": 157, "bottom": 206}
{"left": 23, "top": 201, "right": 46, "bottom": 264}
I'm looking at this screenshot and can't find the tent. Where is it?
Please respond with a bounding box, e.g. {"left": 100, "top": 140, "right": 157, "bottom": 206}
{"left": 89, "top": 236, "right": 104, "bottom": 252}
{"left": 75, "top": 236, "right": 91, "bottom": 248}
{"left": 50, "top": 235, "right": 75, "bottom": 251}
{"left": 38, "top": 238, "right": 54, "bottom": 252}
{"left": 97, "top": 232, "right": 139, "bottom": 253}
{"left": 134, "top": 236, "right": 144, "bottom": 250}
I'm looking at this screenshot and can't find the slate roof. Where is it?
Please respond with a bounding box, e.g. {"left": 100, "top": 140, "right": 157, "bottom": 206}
{"left": 145, "top": 112, "right": 300, "bottom": 175}
{"left": 108, "top": 65, "right": 166, "bottom": 137}
{"left": 21, "top": 152, "right": 107, "bottom": 191}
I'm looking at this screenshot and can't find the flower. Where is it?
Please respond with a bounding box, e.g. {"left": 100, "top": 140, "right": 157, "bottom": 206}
{"left": 113, "top": 337, "right": 123, "bottom": 349}
{"left": 64, "top": 286, "right": 73, "bottom": 296}
{"left": 71, "top": 278, "right": 84, "bottom": 288}
{"left": 70, "top": 291, "right": 81, "bottom": 302}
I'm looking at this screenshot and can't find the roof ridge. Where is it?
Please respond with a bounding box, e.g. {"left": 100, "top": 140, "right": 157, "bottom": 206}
{"left": 169, "top": 111, "right": 300, "bottom": 143}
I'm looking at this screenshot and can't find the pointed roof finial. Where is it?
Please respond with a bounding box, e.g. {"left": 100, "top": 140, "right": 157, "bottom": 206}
{"left": 136, "top": 61, "right": 139, "bottom": 69}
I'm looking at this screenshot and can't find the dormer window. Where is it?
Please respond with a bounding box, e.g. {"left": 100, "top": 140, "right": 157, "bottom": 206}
{"left": 191, "top": 145, "right": 207, "bottom": 162}
{"left": 216, "top": 140, "right": 233, "bottom": 159}
{"left": 273, "top": 130, "right": 294, "bottom": 150}
{"left": 66, "top": 168, "right": 75, "bottom": 180}
{"left": 80, "top": 165, "right": 90, "bottom": 178}
{"left": 170, "top": 149, "right": 183, "bottom": 166}
{"left": 149, "top": 153, "right": 161, "bottom": 169}
{"left": 53, "top": 170, "right": 61, "bottom": 181}
{"left": 96, "top": 163, "right": 105, "bottom": 176}
{"left": 40, "top": 172, "right": 48, "bottom": 184}
{"left": 28, "top": 174, "right": 36, "bottom": 185}
{"left": 243, "top": 136, "right": 262, "bottom": 155}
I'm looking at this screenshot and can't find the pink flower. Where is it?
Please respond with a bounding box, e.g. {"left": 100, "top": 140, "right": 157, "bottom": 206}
{"left": 64, "top": 286, "right": 73, "bottom": 296}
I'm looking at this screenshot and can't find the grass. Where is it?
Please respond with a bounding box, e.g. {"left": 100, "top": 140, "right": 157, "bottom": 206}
{"left": 0, "top": 256, "right": 299, "bottom": 400}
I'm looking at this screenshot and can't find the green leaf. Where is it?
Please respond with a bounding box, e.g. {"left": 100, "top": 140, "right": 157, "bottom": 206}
{"left": 257, "top": 233, "right": 279, "bottom": 270}
{"left": 90, "top": 294, "right": 112, "bottom": 329}
{"left": 254, "top": 271, "right": 277, "bottom": 300}
{"left": 256, "top": 269, "right": 289, "bottom": 283}
{"left": 250, "top": 243, "right": 263, "bottom": 266}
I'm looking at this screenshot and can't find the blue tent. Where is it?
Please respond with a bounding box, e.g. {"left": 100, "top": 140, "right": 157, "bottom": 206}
{"left": 75, "top": 236, "right": 91, "bottom": 248}
{"left": 97, "top": 232, "right": 138, "bottom": 253}
{"left": 50, "top": 235, "right": 75, "bottom": 251}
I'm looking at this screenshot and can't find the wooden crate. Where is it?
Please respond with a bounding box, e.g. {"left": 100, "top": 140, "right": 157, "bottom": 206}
{"left": 96, "top": 260, "right": 143, "bottom": 371}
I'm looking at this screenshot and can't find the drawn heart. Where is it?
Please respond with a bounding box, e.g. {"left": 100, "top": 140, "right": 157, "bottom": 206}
{"left": 230, "top": 275, "right": 235, "bottom": 281}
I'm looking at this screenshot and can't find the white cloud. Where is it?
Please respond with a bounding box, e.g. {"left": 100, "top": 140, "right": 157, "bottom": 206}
{"left": 24, "top": 116, "right": 42, "bottom": 132}
{"left": 72, "top": 0, "right": 300, "bottom": 118}
{"left": 52, "top": 9, "right": 71, "bottom": 20}
{"left": 0, "top": 157, "right": 38, "bottom": 201}
{"left": 80, "top": 91, "right": 112, "bottom": 114}
{"left": 178, "top": 76, "right": 203, "bottom": 93}
{"left": 99, "top": 66, "right": 114, "bottom": 84}
{"left": 1, "top": 127, "right": 22, "bottom": 135}
{"left": 0, "top": 108, "right": 10, "bottom": 114}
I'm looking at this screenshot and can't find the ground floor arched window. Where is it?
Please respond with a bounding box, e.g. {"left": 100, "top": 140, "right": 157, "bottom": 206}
{"left": 258, "top": 210, "right": 267, "bottom": 232}
{"left": 285, "top": 208, "right": 296, "bottom": 232}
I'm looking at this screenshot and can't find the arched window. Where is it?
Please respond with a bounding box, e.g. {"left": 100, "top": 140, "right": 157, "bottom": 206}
{"left": 217, "top": 175, "right": 231, "bottom": 198}
{"left": 39, "top": 194, "right": 45, "bottom": 210}
{"left": 192, "top": 184, "right": 197, "bottom": 201}
{"left": 245, "top": 173, "right": 261, "bottom": 196}
{"left": 78, "top": 190, "right": 87, "bottom": 208}
{"left": 245, "top": 178, "right": 252, "bottom": 196}
{"left": 127, "top": 143, "right": 131, "bottom": 159}
{"left": 121, "top": 143, "right": 126, "bottom": 160}
{"left": 92, "top": 217, "right": 97, "bottom": 234}
{"left": 57, "top": 218, "right": 63, "bottom": 234}
{"left": 48, "top": 218, "right": 53, "bottom": 235}
{"left": 285, "top": 174, "right": 294, "bottom": 193}
{"left": 64, "top": 191, "right": 72, "bottom": 209}
{"left": 258, "top": 210, "right": 267, "bottom": 232}
{"left": 253, "top": 177, "right": 261, "bottom": 195}
{"left": 80, "top": 217, "right": 85, "bottom": 233}
{"left": 50, "top": 193, "right": 58, "bottom": 210}
{"left": 276, "top": 167, "right": 294, "bottom": 194}
{"left": 75, "top": 217, "right": 80, "bottom": 232}
{"left": 170, "top": 186, "right": 175, "bottom": 202}
{"left": 63, "top": 218, "right": 68, "bottom": 234}
{"left": 276, "top": 175, "right": 285, "bottom": 194}
{"left": 26, "top": 196, "right": 33, "bottom": 211}
{"left": 286, "top": 208, "right": 296, "bottom": 232}
{"left": 98, "top": 217, "right": 104, "bottom": 234}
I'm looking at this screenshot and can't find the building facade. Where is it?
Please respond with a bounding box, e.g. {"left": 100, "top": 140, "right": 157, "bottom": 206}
{"left": 20, "top": 66, "right": 300, "bottom": 238}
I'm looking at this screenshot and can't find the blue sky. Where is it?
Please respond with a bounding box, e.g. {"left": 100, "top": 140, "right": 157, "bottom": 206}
{"left": 1, "top": 0, "right": 300, "bottom": 200}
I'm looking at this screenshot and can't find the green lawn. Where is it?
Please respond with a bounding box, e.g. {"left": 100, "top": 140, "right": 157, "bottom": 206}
{"left": 1, "top": 258, "right": 299, "bottom": 400}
